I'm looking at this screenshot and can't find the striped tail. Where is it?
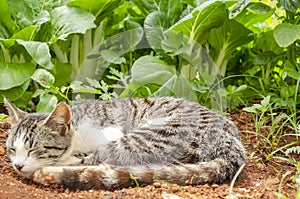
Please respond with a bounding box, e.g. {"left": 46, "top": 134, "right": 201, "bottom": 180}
{"left": 33, "top": 158, "right": 244, "bottom": 190}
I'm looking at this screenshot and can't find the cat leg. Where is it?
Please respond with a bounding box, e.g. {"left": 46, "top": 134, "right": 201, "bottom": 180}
{"left": 32, "top": 166, "right": 65, "bottom": 185}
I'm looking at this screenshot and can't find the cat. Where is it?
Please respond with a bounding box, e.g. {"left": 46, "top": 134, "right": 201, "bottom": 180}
{"left": 4, "top": 96, "right": 246, "bottom": 190}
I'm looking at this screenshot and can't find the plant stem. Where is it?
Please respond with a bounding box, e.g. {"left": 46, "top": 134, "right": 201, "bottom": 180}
{"left": 228, "top": 163, "right": 245, "bottom": 198}
{"left": 129, "top": 51, "right": 133, "bottom": 70}
{"left": 263, "top": 62, "right": 272, "bottom": 87}
{"left": 52, "top": 43, "right": 68, "bottom": 63}
{"left": 177, "top": 56, "right": 182, "bottom": 72}
{"left": 287, "top": 42, "right": 296, "bottom": 67}
{"left": 0, "top": 44, "right": 11, "bottom": 62}
{"left": 293, "top": 77, "right": 300, "bottom": 124}
{"left": 258, "top": 78, "right": 266, "bottom": 94}
{"left": 50, "top": 85, "right": 70, "bottom": 103}
{"left": 120, "top": 64, "right": 126, "bottom": 74}
{"left": 93, "top": 22, "right": 103, "bottom": 47}
{"left": 278, "top": 170, "right": 292, "bottom": 197}
{"left": 83, "top": 29, "right": 92, "bottom": 58}
{"left": 286, "top": 10, "right": 297, "bottom": 67}
{"left": 215, "top": 44, "right": 227, "bottom": 76}
{"left": 70, "top": 34, "right": 80, "bottom": 81}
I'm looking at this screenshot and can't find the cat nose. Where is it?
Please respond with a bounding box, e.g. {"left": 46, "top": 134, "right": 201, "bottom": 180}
{"left": 14, "top": 164, "right": 24, "bottom": 171}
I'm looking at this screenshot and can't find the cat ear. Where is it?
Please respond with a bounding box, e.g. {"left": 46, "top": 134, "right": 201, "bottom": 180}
{"left": 3, "top": 96, "right": 28, "bottom": 123}
{"left": 44, "top": 102, "right": 71, "bottom": 131}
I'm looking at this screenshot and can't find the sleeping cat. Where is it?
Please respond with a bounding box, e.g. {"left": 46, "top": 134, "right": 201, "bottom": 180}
{"left": 4, "top": 97, "right": 246, "bottom": 190}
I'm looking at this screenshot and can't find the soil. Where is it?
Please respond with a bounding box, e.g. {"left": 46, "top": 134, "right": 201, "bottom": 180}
{"left": 0, "top": 109, "right": 299, "bottom": 199}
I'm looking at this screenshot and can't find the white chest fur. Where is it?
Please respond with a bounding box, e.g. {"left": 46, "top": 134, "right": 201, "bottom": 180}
{"left": 72, "top": 118, "right": 124, "bottom": 153}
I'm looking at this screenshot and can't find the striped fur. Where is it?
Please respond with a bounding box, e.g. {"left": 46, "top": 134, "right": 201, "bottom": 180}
{"left": 4, "top": 97, "right": 246, "bottom": 190}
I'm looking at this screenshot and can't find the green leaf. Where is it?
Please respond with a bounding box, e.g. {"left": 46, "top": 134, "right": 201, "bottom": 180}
{"left": 229, "top": 0, "right": 250, "bottom": 19}
{"left": 167, "top": 1, "right": 226, "bottom": 44}
{"left": 287, "top": 71, "right": 300, "bottom": 80}
{"left": 132, "top": 0, "right": 183, "bottom": 23}
{"left": 123, "top": 19, "right": 144, "bottom": 51}
{"left": 9, "top": 0, "right": 58, "bottom": 29}
{"left": 255, "top": 30, "right": 283, "bottom": 54}
{"left": 0, "top": 62, "right": 35, "bottom": 90}
{"left": 243, "top": 96, "right": 271, "bottom": 113}
{"left": 34, "top": 22, "right": 53, "bottom": 42}
{"left": 0, "top": 114, "right": 7, "bottom": 124}
{"left": 100, "top": 50, "right": 126, "bottom": 64}
{"left": 280, "top": 86, "right": 295, "bottom": 98}
{"left": 14, "top": 91, "right": 33, "bottom": 109}
{"left": 273, "top": 23, "right": 300, "bottom": 47}
{"left": 253, "top": 52, "right": 276, "bottom": 65}
{"left": 243, "top": 103, "right": 262, "bottom": 113}
{"left": 282, "top": 60, "right": 297, "bottom": 80}
{"left": 235, "top": 85, "right": 248, "bottom": 93}
{"left": 279, "top": 0, "right": 298, "bottom": 12}
{"left": 161, "top": 31, "right": 185, "bottom": 53}
{"left": 0, "top": 80, "right": 30, "bottom": 101}
{"left": 130, "top": 55, "right": 197, "bottom": 101}
{"left": 35, "top": 10, "right": 51, "bottom": 26}
{"left": 70, "top": 80, "right": 83, "bottom": 90}
{"left": 86, "top": 77, "right": 101, "bottom": 88}
{"left": 132, "top": 56, "right": 175, "bottom": 84}
{"left": 261, "top": 95, "right": 270, "bottom": 107}
{"left": 232, "top": 2, "right": 273, "bottom": 33}
{"left": 77, "top": 24, "right": 143, "bottom": 81}
{"left": 37, "top": 93, "right": 58, "bottom": 113}
{"left": 209, "top": 18, "right": 252, "bottom": 75}
{"left": 0, "top": 0, "right": 15, "bottom": 38}
{"left": 144, "top": 11, "right": 170, "bottom": 50}
{"left": 285, "top": 145, "right": 300, "bottom": 156}
{"left": 50, "top": 6, "right": 96, "bottom": 42}
{"left": 32, "top": 89, "right": 44, "bottom": 98}
{"left": 31, "top": 69, "right": 55, "bottom": 88}
{"left": 0, "top": 25, "right": 10, "bottom": 40}
{"left": 16, "top": 40, "right": 54, "bottom": 69}
{"left": 67, "top": 0, "right": 123, "bottom": 24}
{"left": 0, "top": 26, "right": 37, "bottom": 48}
{"left": 52, "top": 61, "right": 72, "bottom": 87}
{"left": 7, "top": 0, "right": 33, "bottom": 29}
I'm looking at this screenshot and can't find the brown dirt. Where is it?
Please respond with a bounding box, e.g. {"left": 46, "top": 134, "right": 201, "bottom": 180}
{"left": 0, "top": 110, "right": 299, "bottom": 199}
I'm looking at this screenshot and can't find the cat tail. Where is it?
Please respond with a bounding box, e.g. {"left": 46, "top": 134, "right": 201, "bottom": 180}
{"left": 34, "top": 157, "right": 244, "bottom": 190}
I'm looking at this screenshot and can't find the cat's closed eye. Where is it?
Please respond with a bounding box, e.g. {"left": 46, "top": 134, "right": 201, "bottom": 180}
{"left": 27, "top": 149, "right": 35, "bottom": 156}
{"left": 43, "top": 146, "right": 67, "bottom": 151}
{"left": 7, "top": 147, "right": 15, "bottom": 155}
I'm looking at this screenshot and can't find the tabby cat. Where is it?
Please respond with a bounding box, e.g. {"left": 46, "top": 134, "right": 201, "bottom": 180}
{"left": 4, "top": 97, "right": 246, "bottom": 190}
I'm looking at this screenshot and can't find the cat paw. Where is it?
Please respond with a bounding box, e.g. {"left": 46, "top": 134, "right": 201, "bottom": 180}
{"left": 32, "top": 167, "right": 63, "bottom": 185}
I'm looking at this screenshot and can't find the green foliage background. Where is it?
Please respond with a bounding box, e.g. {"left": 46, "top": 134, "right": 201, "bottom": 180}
{"left": 0, "top": 0, "right": 299, "bottom": 114}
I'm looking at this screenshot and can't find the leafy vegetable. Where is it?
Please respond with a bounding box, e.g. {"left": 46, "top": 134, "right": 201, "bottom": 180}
{"left": 0, "top": 62, "right": 35, "bottom": 90}
{"left": 129, "top": 55, "right": 197, "bottom": 101}
{"left": 273, "top": 23, "right": 300, "bottom": 47}
{"left": 168, "top": 1, "right": 226, "bottom": 44}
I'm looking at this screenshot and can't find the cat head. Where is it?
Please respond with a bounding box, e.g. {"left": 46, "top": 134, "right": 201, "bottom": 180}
{"left": 4, "top": 98, "right": 74, "bottom": 178}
